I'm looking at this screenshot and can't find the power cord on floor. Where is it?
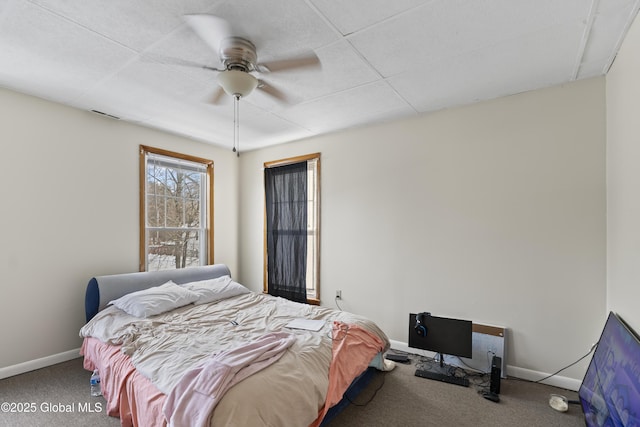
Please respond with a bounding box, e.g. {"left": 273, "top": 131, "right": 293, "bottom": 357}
{"left": 533, "top": 342, "right": 598, "bottom": 384}
{"left": 452, "top": 355, "right": 488, "bottom": 375}
{"left": 344, "top": 371, "right": 386, "bottom": 407}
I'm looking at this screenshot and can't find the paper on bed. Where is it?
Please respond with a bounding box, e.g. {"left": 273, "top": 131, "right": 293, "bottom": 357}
{"left": 286, "top": 318, "right": 325, "bottom": 331}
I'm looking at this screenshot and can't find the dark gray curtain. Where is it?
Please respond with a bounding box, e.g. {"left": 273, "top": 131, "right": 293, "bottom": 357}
{"left": 265, "top": 162, "right": 308, "bottom": 303}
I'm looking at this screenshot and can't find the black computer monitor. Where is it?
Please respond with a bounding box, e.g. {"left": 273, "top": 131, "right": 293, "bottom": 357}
{"left": 408, "top": 312, "right": 473, "bottom": 363}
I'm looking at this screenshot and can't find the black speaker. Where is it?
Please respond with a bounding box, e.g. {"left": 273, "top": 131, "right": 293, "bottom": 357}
{"left": 490, "top": 356, "right": 502, "bottom": 394}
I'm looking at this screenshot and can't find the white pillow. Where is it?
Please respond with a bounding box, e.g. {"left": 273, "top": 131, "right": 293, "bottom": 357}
{"left": 109, "top": 281, "right": 199, "bottom": 318}
{"left": 182, "top": 275, "right": 250, "bottom": 305}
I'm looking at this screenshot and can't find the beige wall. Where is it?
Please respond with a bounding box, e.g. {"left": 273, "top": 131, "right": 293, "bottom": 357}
{"left": 607, "top": 12, "right": 640, "bottom": 331}
{"left": 0, "top": 63, "right": 614, "bottom": 387}
{"left": 0, "top": 88, "right": 239, "bottom": 370}
{"left": 239, "top": 77, "right": 607, "bottom": 385}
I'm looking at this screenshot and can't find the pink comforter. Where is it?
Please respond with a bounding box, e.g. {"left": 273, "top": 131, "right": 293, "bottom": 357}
{"left": 82, "top": 338, "right": 166, "bottom": 427}
{"left": 311, "top": 321, "right": 385, "bottom": 426}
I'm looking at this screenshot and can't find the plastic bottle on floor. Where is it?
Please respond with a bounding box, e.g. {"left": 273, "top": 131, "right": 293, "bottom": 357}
{"left": 90, "top": 369, "right": 101, "bottom": 396}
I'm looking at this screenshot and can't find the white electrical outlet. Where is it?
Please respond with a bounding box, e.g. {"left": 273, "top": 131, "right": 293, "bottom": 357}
{"left": 335, "top": 290, "right": 342, "bottom": 299}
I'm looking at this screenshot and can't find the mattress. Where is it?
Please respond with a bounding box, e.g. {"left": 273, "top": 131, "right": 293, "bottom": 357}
{"left": 80, "top": 289, "right": 389, "bottom": 426}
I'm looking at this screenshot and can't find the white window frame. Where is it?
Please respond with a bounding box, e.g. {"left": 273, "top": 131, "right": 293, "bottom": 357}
{"left": 139, "top": 145, "right": 214, "bottom": 271}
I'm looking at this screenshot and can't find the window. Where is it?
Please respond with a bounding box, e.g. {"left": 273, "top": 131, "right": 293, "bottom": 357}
{"left": 139, "top": 145, "right": 213, "bottom": 271}
{"left": 264, "top": 153, "right": 320, "bottom": 303}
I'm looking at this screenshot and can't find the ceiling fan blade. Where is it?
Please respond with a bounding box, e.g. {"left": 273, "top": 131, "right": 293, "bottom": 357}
{"left": 257, "top": 53, "right": 321, "bottom": 73}
{"left": 208, "top": 86, "right": 227, "bottom": 105}
{"left": 140, "top": 53, "right": 222, "bottom": 72}
{"left": 257, "top": 80, "right": 291, "bottom": 103}
{"left": 183, "top": 14, "right": 233, "bottom": 54}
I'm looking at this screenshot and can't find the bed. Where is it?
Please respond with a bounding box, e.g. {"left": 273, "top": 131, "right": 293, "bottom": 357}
{"left": 80, "top": 264, "right": 390, "bottom": 427}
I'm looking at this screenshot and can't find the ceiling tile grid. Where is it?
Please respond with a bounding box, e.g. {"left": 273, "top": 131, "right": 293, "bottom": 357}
{"left": 0, "top": 0, "right": 638, "bottom": 151}
{"left": 307, "top": 0, "right": 431, "bottom": 35}
{"left": 577, "top": 0, "right": 640, "bottom": 78}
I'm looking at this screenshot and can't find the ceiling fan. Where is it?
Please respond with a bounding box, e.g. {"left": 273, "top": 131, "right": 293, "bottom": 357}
{"left": 179, "top": 14, "right": 321, "bottom": 155}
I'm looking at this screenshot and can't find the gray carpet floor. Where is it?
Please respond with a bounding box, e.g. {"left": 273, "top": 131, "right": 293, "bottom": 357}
{"left": 0, "top": 355, "right": 585, "bottom": 426}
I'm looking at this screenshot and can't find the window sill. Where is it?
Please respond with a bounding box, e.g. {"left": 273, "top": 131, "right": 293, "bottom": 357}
{"left": 262, "top": 291, "right": 320, "bottom": 306}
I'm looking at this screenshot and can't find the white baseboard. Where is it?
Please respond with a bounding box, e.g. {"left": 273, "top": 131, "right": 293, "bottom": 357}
{"left": 388, "top": 339, "right": 581, "bottom": 392}
{"left": 0, "top": 348, "right": 82, "bottom": 380}
{"left": 507, "top": 365, "right": 581, "bottom": 392}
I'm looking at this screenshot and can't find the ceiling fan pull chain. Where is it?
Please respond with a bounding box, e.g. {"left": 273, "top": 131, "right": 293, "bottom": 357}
{"left": 233, "top": 94, "right": 240, "bottom": 157}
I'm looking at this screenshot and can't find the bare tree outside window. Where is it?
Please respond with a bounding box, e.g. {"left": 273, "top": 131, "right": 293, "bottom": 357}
{"left": 140, "top": 146, "right": 213, "bottom": 271}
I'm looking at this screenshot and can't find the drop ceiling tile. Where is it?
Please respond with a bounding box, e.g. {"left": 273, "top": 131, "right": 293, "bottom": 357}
{"left": 0, "top": 0, "right": 12, "bottom": 15}
{"left": 576, "top": 0, "right": 640, "bottom": 78}
{"left": 144, "top": 99, "right": 313, "bottom": 151}
{"left": 245, "top": 39, "right": 381, "bottom": 111}
{"left": 389, "top": 23, "right": 583, "bottom": 112}
{"left": 242, "top": 127, "right": 315, "bottom": 150}
{"left": 28, "top": 0, "right": 227, "bottom": 52}
{"left": 596, "top": 0, "right": 638, "bottom": 13}
{"left": 0, "top": 0, "right": 138, "bottom": 103}
{"left": 141, "top": 25, "right": 226, "bottom": 84}
{"left": 348, "top": 0, "right": 590, "bottom": 78}
{"left": 75, "top": 58, "right": 222, "bottom": 124}
{"left": 277, "top": 80, "right": 415, "bottom": 132}
{"left": 225, "top": 107, "right": 315, "bottom": 150}
{"left": 141, "top": 108, "right": 235, "bottom": 147}
{"left": 308, "top": 0, "right": 430, "bottom": 35}
{"left": 207, "top": 0, "right": 339, "bottom": 60}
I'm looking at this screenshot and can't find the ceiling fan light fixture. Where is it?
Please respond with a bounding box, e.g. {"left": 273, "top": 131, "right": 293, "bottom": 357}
{"left": 218, "top": 70, "right": 258, "bottom": 98}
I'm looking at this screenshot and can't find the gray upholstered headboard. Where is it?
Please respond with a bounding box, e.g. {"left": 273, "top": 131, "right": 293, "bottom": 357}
{"left": 84, "top": 264, "right": 231, "bottom": 322}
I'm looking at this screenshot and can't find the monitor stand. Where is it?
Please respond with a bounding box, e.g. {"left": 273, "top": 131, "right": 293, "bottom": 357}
{"left": 414, "top": 353, "right": 469, "bottom": 387}
{"left": 436, "top": 352, "right": 445, "bottom": 368}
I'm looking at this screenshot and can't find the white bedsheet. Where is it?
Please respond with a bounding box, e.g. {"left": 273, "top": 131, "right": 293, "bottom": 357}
{"left": 80, "top": 292, "right": 389, "bottom": 426}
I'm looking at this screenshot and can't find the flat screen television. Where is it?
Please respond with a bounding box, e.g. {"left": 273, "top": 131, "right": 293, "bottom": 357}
{"left": 579, "top": 312, "right": 640, "bottom": 426}
{"left": 408, "top": 312, "right": 473, "bottom": 364}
